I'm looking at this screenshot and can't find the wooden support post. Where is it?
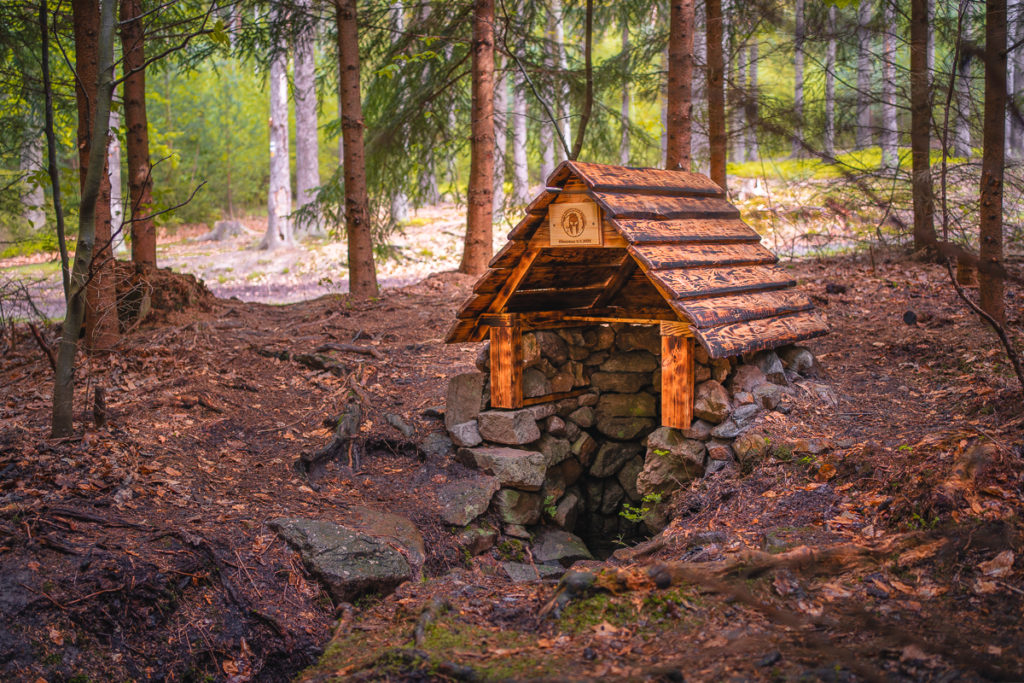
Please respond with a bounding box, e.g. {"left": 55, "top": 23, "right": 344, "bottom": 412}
{"left": 660, "top": 322, "right": 694, "bottom": 430}
{"left": 489, "top": 314, "right": 523, "bottom": 409}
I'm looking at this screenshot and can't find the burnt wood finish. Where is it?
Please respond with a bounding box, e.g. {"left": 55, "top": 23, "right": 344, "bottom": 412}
{"left": 631, "top": 243, "right": 777, "bottom": 270}
{"left": 489, "top": 316, "right": 523, "bottom": 408}
{"left": 446, "top": 160, "right": 828, "bottom": 359}
{"left": 522, "top": 388, "right": 590, "bottom": 407}
{"left": 661, "top": 332, "right": 695, "bottom": 429}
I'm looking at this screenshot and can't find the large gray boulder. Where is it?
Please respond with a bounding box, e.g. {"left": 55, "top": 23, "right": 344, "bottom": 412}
{"left": 457, "top": 446, "right": 547, "bottom": 490}
{"left": 445, "top": 373, "right": 486, "bottom": 430}
{"left": 532, "top": 528, "right": 593, "bottom": 566}
{"left": 728, "top": 364, "right": 767, "bottom": 394}
{"left": 693, "top": 380, "right": 731, "bottom": 424}
{"left": 710, "top": 403, "right": 761, "bottom": 439}
{"left": 492, "top": 488, "right": 542, "bottom": 525}
{"left": 448, "top": 420, "right": 482, "bottom": 448}
{"left": 534, "top": 330, "right": 569, "bottom": 365}
{"left": 600, "top": 350, "right": 659, "bottom": 373}
{"left": 754, "top": 350, "right": 787, "bottom": 385}
{"left": 781, "top": 346, "right": 818, "bottom": 376}
{"left": 477, "top": 408, "right": 541, "bottom": 445}
{"left": 615, "top": 325, "right": 662, "bottom": 355}
{"left": 438, "top": 475, "right": 500, "bottom": 526}
{"left": 597, "top": 392, "right": 657, "bottom": 418}
{"left": 590, "top": 372, "right": 649, "bottom": 393}
{"left": 270, "top": 514, "right": 420, "bottom": 601}
{"left": 589, "top": 441, "right": 643, "bottom": 477}
{"left": 637, "top": 427, "right": 706, "bottom": 496}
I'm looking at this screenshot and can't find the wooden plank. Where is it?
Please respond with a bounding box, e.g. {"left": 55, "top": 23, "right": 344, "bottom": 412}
{"left": 522, "top": 388, "right": 590, "bottom": 407}
{"left": 646, "top": 265, "right": 796, "bottom": 300}
{"left": 517, "top": 308, "right": 677, "bottom": 327}
{"left": 485, "top": 245, "right": 543, "bottom": 313}
{"left": 490, "top": 322, "right": 523, "bottom": 408}
{"left": 472, "top": 268, "right": 510, "bottom": 295}
{"left": 517, "top": 264, "right": 619, "bottom": 291}
{"left": 489, "top": 240, "right": 526, "bottom": 268}
{"left": 591, "top": 191, "right": 740, "bottom": 221}
{"left": 605, "top": 269, "right": 676, "bottom": 310}
{"left": 592, "top": 257, "right": 638, "bottom": 307}
{"left": 456, "top": 291, "right": 496, "bottom": 319}
{"left": 631, "top": 242, "right": 777, "bottom": 270}
{"left": 566, "top": 161, "right": 725, "bottom": 197}
{"left": 533, "top": 248, "right": 628, "bottom": 267}
{"left": 614, "top": 218, "right": 761, "bottom": 244}
{"left": 507, "top": 212, "right": 545, "bottom": 240}
{"left": 670, "top": 290, "right": 815, "bottom": 328}
{"left": 660, "top": 321, "right": 693, "bottom": 337}
{"left": 505, "top": 286, "right": 605, "bottom": 312}
{"left": 696, "top": 310, "right": 829, "bottom": 359}
{"left": 445, "top": 318, "right": 478, "bottom": 343}
{"left": 661, "top": 334, "right": 694, "bottom": 429}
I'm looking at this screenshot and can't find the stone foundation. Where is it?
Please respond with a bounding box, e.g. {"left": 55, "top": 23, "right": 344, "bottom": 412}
{"left": 443, "top": 324, "right": 819, "bottom": 558}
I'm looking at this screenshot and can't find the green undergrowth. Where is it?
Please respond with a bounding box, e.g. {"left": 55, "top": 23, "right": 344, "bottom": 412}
{"left": 728, "top": 147, "right": 971, "bottom": 181}
{"left": 558, "top": 585, "right": 704, "bottom": 634}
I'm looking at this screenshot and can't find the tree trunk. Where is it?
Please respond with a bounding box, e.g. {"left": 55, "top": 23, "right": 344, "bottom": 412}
{"left": 388, "top": 1, "right": 409, "bottom": 224}
{"left": 540, "top": 116, "right": 554, "bottom": 181}
{"left": 336, "top": 0, "right": 378, "bottom": 296}
{"left": 107, "top": 107, "right": 126, "bottom": 254}
{"left": 40, "top": 0, "right": 71, "bottom": 301}
{"left": 264, "top": 28, "right": 293, "bottom": 250}
{"left": 733, "top": 38, "right": 747, "bottom": 164}
{"left": 551, "top": 0, "right": 571, "bottom": 155}
{"left": 707, "top": 0, "right": 726, "bottom": 191}
{"left": 856, "top": 0, "right": 873, "bottom": 149}
{"left": 72, "top": 0, "right": 118, "bottom": 352}
{"left": 955, "top": 8, "right": 974, "bottom": 157}
{"left": 692, "top": 0, "right": 708, "bottom": 172}
{"left": 910, "top": 0, "right": 936, "bottom": 250}
{"left": 792, "top": 0, "right": 805, "bottom": 157}
{"left": 511, "top": 64, "right": 530, "bottom": 203}
{"left": 460, "top": 0, "right": 495, "bottom": 275}
{"left": 493, "top": 54, "right": 507, "bottom": 217}
{"left": 120, "top": 0, "right": 156, "bottom": 265}
{"left": 979, "top": 0, "right": 1006, "bottom": 322}
{"left": 746, "top": 41, "right": 758, "bottom": 160}
{"left": 881, "top": 0, "right": 898, "bottom": 169}
{"left": 19, "top": 136, "right": 46, "bottom": 231}
{"left": 294, "top": 0, "right": 322, "bottom": 234}
{"left": 666, "top": 0, "right": 694, "bottom": 171}
{"left": 55, "top": 0, "right": 117, "bottom": 435}
{"left": 620, "top": 17, "right": 630, "bottom": 165}
{"left": 660, "top": 47, "right": 669, "bottom": 166}
{"left": 825, "top": 4, "right": 836, "bottom": 158}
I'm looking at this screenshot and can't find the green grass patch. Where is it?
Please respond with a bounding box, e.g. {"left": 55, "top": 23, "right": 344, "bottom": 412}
{"left": 728, "top": 147, "right": 971, "bottom": 181}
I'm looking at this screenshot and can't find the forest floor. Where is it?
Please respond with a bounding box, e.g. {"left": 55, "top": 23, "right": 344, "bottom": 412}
{"left": 1, "top": 245, "right": 1023, "bottom": 681}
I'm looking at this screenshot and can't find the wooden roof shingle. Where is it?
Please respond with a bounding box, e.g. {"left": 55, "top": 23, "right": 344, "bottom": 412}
{"left": 446, "top": 161, "right": 828, "bottom": 357}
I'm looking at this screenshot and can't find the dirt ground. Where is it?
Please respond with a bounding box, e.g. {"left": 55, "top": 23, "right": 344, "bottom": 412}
{"left": 1, "top": 249, "right": 1023, "bottom": 682}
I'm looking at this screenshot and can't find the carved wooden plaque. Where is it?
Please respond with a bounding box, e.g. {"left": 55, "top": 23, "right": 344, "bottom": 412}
{"left": 548, "top": 201, "right": 602, "bottom": 246}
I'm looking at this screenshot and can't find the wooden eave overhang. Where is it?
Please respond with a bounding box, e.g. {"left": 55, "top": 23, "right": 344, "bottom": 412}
{"left": 446, "top": 161, "right": 828, "bottom": 358}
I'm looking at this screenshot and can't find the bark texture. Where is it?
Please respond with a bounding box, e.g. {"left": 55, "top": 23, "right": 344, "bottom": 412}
{"left": 666, "top": 0, "right": 694, "bottom": 171}
{"left": 120, "top": 0, "right": 155, "bottom": 264}
{"left": 979, "top": 0, "right": 1006, "bottom": 322}
{"left": 910, "top": 0, "right": 936, "bottom": 250}
{"left": 511, "top": 63, "right": 529, "bottom": 203}
{"left": 881, "top": 0, "right": 898, "bottom": 169}
{"left": 264, "top": 27, "right": 293, "bottom": 249}
{"left": 336, "top": 0, "right": 378, "bottom": 296}
{"left": 107, "top": 108, "right": 125, "bottom": 253}
{"left": 493, "top": 55, "right": 507, "bottom": 217}
{"left": 825, "top": 4, "right": 836, "bottom": 158}
{"left": 72, "top": 0, "right": 118, "bottom": 352}
{"left": 620, "top": 18, "right": 630, "bottom": 165}
{"left": 792, "top": 0, "right": 805, "bottom": 157}
{"left": 294, "top": 0, "right": 322, "bottom": 233}
{"left": 706, "top": 0, "right": 726, "bottom": 191}
{"left": 461, "top": 0, "right": 495, "bottom": 275}
{"left": 856, "top": 0, "right": 873, "bottom": 149}
{"left": 388, "top": 1, "right": 409, "bottom": 223}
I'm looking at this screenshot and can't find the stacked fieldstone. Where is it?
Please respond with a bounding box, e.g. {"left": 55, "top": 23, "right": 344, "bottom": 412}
{"left": 442, "top": 324, "right": 819, "bottom": 556}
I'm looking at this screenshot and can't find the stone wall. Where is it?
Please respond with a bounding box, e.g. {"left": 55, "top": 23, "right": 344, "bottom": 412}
{"left": 442, "top": 324, "right": 819, "bottom": 558}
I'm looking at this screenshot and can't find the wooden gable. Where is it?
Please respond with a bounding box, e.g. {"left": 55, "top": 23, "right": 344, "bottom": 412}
{"left": 447, "top": 161, "right": 828, "bottom": 359}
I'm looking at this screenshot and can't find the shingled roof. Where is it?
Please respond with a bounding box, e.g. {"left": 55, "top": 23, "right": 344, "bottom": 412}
{"left": 446, "top": 161, "right": 828, "bottom": 358}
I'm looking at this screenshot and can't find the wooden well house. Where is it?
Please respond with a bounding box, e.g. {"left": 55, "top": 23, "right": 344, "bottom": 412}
{"left": 446, "top": 161, "right": 828, "bottom": 430}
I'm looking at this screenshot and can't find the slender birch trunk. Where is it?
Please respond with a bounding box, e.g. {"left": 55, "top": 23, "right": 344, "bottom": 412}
{"left": 493, "top": 55, "right": 507, "bottom": 217}
{"left": 511, "top": 66, "right": 529, "bottom": 203}
{"left": 294, "top": 0, "right": 322, "bottom": 234}
{"left": 263, "top": 35, "right": 293, "bottom": 249}
{"left": 793, "top": 0, "right": 805, "bottom": 157}
{"left": 856, "top": 0, "right": 873, "bottom": 149}
{"left": 746, "top": 41, "right": 758, "bottom": 160}
{"left": 825, "top": 4, "right": 837, "bottom": 158}
{"left": 881, "top": 0, "right": 899, "bottom": 169}
{"left": 107, "top": 107, "right": 126, "bottom": 254}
